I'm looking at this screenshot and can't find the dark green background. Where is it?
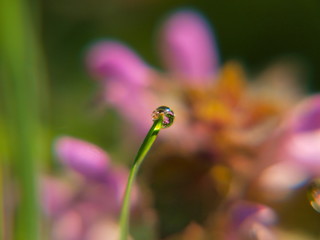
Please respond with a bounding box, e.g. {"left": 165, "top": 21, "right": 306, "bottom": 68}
{"left": 42, "top": 0, "right": 320, "bottom": 89}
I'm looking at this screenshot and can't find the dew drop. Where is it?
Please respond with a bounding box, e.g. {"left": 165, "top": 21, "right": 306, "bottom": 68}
{"left": 152, "top": 106, "right": 175, "bottom": 128}
{"left": 307, "top": 178, "right": 320, "bottom": 213}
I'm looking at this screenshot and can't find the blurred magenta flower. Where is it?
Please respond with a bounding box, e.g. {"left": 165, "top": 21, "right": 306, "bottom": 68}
{"left": 85, "top": 10, "right": 219, "bottom": 135}
{"left": 86, "top": 41, "right": 150, "bottom": 86}
{"left": 52, "top": 7, "right": 320, "bottom": 240}
{"left": 44, "top": 136, "right": 139, "bottom": 240}
{"left": 287, "top": 95, "right": 320, "bottom": 133}
{"left": 86, "top": 41, "right": 156, "bottom": 132}
{"left": 159, "top": 10, "right": 219, "bottom": 84}
{"left": 257, "top": 95, "right": 320, "bottom": 197}
{"left": 85, "top": 9, "right": 313, "bottom": 239}
{"left": 284, "top": 95, "right": 320, "bottom": 176}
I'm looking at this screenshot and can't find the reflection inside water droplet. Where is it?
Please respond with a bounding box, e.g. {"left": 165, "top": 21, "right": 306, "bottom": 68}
{"left": 152, "top": 106, "right": 175, "bottom": 128}
{"left": 308, "top": 178, "right": 320, "bottom": 213}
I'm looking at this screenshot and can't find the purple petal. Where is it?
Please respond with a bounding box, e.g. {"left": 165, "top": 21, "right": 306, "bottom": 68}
{"left": 55, "top": 137, "right": 110, "bottom": 178}
{"left": 86, "top": 41, "right": 150, "bottom": 86}
{"left": 287, "top": 95, "right": 320, "bottom": 133}
{"left": 276, "top": 95, "right": 320, "bottom": 178}
{"left": 159, "top": 10, "right": 219, "bottom": 85}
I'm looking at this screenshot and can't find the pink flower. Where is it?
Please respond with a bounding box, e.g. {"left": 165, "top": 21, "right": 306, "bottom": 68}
{"left": 258, "top": 95, "right": 320, "bottom": 200}
{"left": 86, "top": 41, "right": 157, "bottom": 133}
{"left": 53, "top": 136, "right": 138, "bottom": 212}
{"left": 80, "top": 8, "right": 318, "bottom": 239}
{"left": 280, "top": 95, "right": 320, "bottom": 173}
{"left": 85, "top": 10, "right": 219, "bottom": 133}
{"left": 45, "top": 136, "right": 140, "bottom": 240}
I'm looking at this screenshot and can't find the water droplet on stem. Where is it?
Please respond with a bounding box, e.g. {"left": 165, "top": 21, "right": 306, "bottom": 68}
{"left": 308, "top": 178, "right": 320, "bottom": 213}
{"left": 152, "top": 106, "right": 175, "bottom": 128}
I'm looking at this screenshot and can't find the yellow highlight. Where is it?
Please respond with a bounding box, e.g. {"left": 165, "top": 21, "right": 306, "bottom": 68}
{"left": 216, "top": 61, "right": 246, "bottom": 102}
{"left": 209, "top": 165, "right": 232, "bottom": 195}
{"left": 198, "top": 100, "right": 233, "bottom": 126}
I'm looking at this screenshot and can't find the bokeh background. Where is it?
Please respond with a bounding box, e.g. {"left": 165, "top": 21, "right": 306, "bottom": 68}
{"left": 2, "top": 0, "right": 320, "bottom": 239}
{"left": 44, "top": 0, "right": 320, "bottom": 148}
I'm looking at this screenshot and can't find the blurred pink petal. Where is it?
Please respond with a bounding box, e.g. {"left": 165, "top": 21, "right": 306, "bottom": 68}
{"left": 104, "top": 80, "right": 156, "bottom": 133}
{"left": 287, "top": 95, "right": 320, "bottom": 133}
{"left": 55, "top": 137, "right": 110, "bottom": 178}
{"left": 285, "top": 131, "right": 320, "bottom": 175}
{"left": 41, "top": 177, "right": 73, "bottom": 217}
{"left": 271, "top": 95, "right": 320, "bottom": 182}
{"left": 85, "top": 40, "right": 158, "bottom": 132}
{"left": 159, "top": 10, "right": 219, "bottom": 85}
{"left": 86, "top": 41, "right": 150, "bottom": 86}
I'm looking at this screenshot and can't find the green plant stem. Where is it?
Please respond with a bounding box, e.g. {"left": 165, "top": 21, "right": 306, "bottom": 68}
{"left": 0, "top": 168, "right": 3, "bottom": 240}
{"left": 119, "top": 117, "right": 163, "bottom": 240}
{"left": 0, "top": 0, "right": 42, "bottom": 239}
